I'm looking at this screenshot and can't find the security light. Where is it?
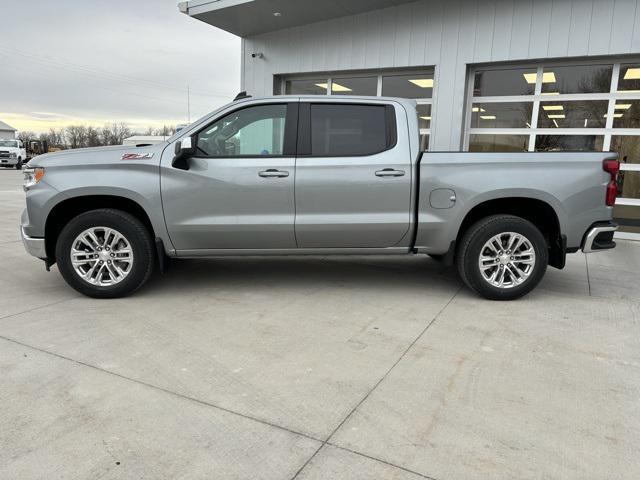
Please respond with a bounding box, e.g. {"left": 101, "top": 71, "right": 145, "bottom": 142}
{"left": 542, "top": 105, "right": 564, "bottom": 111}
{"left": 480, "top": 115, "right": 496, "bottom": 120}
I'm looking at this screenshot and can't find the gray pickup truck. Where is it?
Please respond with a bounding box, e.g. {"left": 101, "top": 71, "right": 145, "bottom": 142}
{"left": 21, "top": 95, "right": 619, "bottom": 300}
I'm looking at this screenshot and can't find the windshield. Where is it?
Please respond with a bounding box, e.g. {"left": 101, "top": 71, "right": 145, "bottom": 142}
{"left": 0, "top": 140, "right": 18, "bottom": 148}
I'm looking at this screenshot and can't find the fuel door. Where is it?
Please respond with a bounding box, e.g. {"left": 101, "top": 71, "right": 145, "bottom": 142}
{"left": 429, "top": 188, "right": 456, "bottom": 209}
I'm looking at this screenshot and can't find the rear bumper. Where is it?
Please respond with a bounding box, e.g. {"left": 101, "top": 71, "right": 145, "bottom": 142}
{"left": 582, "top": 222, "right": 618, "bottom": 253}
{"left": 21, "top": 226, "right": 47, "bottom": 259}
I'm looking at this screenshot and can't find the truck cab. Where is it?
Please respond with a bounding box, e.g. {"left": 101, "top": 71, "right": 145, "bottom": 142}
{"left": 0, "top": 139, "right": 27, "bottom": 169}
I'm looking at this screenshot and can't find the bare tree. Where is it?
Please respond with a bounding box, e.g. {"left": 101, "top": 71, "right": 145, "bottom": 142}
{"left": 155, "top": 125, "right": 176, "bottom": 137}
{"left": 41, "top": 128, "right": 65, "bottom": 148}
{"left": 86, "top": 126, "right": 101, "bottom": 147}
{"left": 17, "top": 131, "right": 35, "bottom": 145}
{"left": 65, "top": 125, "right": 88, "bottom": 149}
{"left": 101, "top": 122, "right": 131, "bottom": 145}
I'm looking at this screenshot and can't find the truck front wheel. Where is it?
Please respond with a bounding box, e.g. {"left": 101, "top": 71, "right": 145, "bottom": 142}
{"left": 55, "top": 209, "right": 154, "bottom": 298}
{"left": 456, "top": 215, "right": 548, "bottom": 300}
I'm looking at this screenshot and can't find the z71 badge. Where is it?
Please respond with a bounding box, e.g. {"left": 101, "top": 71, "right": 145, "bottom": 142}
{"left": 121, "top": 153, "right": 154, "bottom": 160}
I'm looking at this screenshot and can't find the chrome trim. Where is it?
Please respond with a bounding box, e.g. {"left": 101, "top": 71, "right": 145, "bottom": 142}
{"left": 176, "top": 247, "right": 411, "bottom": 257}
{"left": 582, "top": 224, "right": 618, "bottom": 253}
{"left": 21, "top": 227, "right": 47, "bottom": 259}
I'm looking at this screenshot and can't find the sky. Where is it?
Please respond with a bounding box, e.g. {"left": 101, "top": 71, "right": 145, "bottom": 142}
{"left": 0, "top": 0, "right": 241, "bottom": 134}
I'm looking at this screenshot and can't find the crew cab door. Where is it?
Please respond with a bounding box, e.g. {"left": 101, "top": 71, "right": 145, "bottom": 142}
{"left": 160, "top": 101, "right": 298, "bottom": 251}
{"left": 294, "top": 101, "right": 412, "bottom": 248}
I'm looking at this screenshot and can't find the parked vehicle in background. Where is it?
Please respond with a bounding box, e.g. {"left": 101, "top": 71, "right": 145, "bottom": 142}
{"left": 122, "top": 135, "right": 170, "bottom": 146}
{"left": 20, "top": 95, "right": 619, "bottom": 300}
{"left": 0, "top": 139, "right": 27, "bottom": 169}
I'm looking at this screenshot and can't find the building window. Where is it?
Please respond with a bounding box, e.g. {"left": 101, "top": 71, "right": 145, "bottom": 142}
{"left": 279, "top": 69, "right": 434, "bottom": 151}
{"left": 465, "top": 61, "right": 640, "bottom": 235}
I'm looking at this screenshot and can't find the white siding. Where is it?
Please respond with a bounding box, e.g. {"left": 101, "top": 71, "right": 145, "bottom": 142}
{"left": 242, "top": 0, "right": 640, "bottom": 150}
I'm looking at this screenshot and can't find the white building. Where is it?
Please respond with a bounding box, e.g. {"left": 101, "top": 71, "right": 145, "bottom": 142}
{"left": 0, "top": 120, "right": 17, "bottom": 140}
{"left": 180, "top": 0, "right": 640, "bottom": 237}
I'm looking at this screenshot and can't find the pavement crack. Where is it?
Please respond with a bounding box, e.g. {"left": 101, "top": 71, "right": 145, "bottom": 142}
{"left": 290, "top": 285, "right": 463, "bottom": 480}
{"left": 0, "top": 334, "right": 323, "bottom": 446}
{"left": 0, "top": 296, "right": 81, "bottom": 321}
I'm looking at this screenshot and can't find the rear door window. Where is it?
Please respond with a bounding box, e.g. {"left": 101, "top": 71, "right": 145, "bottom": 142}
{"left": 309, "top": 104, "right": 394, "bottom": 156}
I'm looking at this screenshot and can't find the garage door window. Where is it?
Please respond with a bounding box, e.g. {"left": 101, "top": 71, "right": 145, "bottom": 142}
{"left": 465, "top": 61, "right": 640, "bottom": 235}
{"left": 279, "top": 69, "right": 434, "bottom": 150}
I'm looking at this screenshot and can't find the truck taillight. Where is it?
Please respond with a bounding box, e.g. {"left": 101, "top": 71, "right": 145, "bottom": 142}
{"left": 603, "top": 159, "right": 620, "bottom": 207}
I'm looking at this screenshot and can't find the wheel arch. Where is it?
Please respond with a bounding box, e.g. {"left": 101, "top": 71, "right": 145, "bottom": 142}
{"left": 455, "top": 197, "right": 565, "bottom": 269}
{"left": 44, "top": 195, "right": 155, "bottom": 261}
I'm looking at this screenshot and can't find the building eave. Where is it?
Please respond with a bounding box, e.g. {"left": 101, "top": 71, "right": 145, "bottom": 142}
{"left": 179, "top": 0, "right": 419, "bottom": 37}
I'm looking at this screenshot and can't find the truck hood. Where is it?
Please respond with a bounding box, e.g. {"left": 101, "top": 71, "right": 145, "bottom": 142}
{"left": 0, "top": 146, "right": 20, "bottom": 153}
{"left": 29, "top": 143, "right": 168, "bottom": 168}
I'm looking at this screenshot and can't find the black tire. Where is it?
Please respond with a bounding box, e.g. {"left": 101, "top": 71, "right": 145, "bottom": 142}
{"left": 456, "top": 215, "right": 548, "bottom": 301}
{"left": 15, "top": 159, "right": 22, "bottom": 170}
{"left": 55, "top": 209, "right": 154, "bottom": 298}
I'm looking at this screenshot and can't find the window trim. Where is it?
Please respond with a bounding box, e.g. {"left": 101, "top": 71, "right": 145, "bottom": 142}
{"left": 296, "top": 102, "right": 398, "bottom": 158}
{"left": 191, "top": 102, "right": 298, "bottom": 159}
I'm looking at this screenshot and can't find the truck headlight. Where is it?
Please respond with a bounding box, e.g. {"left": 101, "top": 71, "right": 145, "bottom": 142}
{"left": 23, "top": 167, "right": 45, "bottom": 191}
{"left": 9, "top": 152, "right": 17, "bottom": 158}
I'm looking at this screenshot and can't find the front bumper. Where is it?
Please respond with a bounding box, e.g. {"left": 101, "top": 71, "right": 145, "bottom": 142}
{"left": 0, "top": 157, "right": 18, "bottom": 166}
{"left": 21, "top": 226, "right": 47, "bottom": 259}
{"left": 582, "top": 222, "right": 618, "bottom": 253}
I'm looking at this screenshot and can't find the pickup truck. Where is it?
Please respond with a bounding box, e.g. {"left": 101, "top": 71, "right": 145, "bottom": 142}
{"left": 0, "top": 139, "right": 27, "bottom": 169}
{"left": 20, "top": 95, "right": 619, "bottom": 300}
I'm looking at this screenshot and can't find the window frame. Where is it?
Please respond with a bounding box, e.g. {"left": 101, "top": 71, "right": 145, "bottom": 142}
{"left": 191, "top": 102, "right": 299, "bottom": 159}
{"left": 296, "top": 102, "right": 398, "bottom": 158}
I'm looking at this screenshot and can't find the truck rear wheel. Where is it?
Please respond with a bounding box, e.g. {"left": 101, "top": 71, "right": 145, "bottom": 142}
{"left": 456, "top": 215, "right": 548, "bottom": 300}
{"left": 55, "top": 209, "right": 154, "bottom": 298}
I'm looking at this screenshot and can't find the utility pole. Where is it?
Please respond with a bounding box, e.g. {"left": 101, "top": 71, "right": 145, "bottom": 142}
{"left": 187, "top": 84, "right": 191, "bottom": 123}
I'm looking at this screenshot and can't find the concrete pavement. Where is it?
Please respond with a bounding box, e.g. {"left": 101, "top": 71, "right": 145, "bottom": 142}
{"left": 0, "top": 169, "right": 638, "bottom": 479}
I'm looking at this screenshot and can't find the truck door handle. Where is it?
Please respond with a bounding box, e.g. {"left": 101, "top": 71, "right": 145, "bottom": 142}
{"left": 259, "top": 169, "right": 289, "bottom": 178}
{"left": 375, "top": 168, "right": 405, "bottom": 177}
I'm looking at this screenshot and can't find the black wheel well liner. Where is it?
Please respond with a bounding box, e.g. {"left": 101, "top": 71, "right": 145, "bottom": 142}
{"left": 455, "top": 197, "right": 565, "bottom": 269}
{"left": 44, "top": 195, "right": 155, "bottom": 261}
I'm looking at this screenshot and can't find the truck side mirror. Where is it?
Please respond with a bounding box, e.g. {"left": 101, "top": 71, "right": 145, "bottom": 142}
{"left": 172, "top": 136, "right": 196, "bottom": 170}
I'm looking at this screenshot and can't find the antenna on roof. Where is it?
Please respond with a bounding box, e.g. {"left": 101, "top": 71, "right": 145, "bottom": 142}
{"left": 234, "top": 91, "right": 252, "bottom": 101}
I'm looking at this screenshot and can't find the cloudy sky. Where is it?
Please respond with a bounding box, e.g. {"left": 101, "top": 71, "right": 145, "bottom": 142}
{"left": 0, "top": 0, "right": 241, "bottom": 134}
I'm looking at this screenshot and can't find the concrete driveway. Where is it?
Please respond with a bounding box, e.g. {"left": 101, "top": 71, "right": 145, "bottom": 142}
{"left": 1, "top": 168, "right": 638, "bottom": 479}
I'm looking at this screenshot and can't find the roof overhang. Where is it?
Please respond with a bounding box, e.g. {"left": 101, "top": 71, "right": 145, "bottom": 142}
{"left": 179, "top": 0, "right": 418, "bottom": 37}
